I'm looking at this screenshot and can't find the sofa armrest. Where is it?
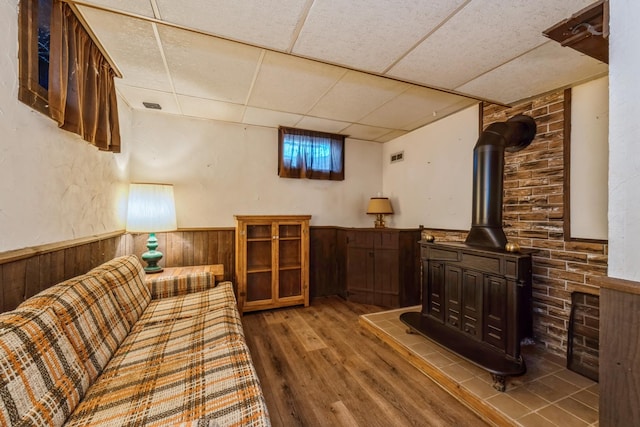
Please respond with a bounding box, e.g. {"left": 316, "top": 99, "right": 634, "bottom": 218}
{"left": 147, "top": 271, "right": 216, "bottom": 299}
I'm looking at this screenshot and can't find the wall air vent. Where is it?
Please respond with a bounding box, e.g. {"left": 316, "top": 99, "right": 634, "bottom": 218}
{"left": 390, "top": 151, "right": 404, "bottom": 163}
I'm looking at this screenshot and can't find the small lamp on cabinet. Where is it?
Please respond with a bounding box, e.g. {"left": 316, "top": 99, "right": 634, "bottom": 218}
{"left": 126, "top": 183, "right": 177, "bottom": 273}
{"left": 367, "top": 197, "right": 393, "bottom": 228}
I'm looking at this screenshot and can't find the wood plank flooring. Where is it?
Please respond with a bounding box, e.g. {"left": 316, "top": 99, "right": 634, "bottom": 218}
{"left": 241, "top": 296, "right": 489, "bottom": 427}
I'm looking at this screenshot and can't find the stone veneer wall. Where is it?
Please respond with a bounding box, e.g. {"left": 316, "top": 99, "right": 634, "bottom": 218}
{"left": 422, "top": 90, "right": 607, "bottom": 369}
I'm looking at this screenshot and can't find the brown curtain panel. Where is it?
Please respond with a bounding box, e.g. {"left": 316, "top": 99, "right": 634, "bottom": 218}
{"left": 49, "top": 1, "right": 121, "bottom": 152}
{"left": 278, "top": 127, "right": 345, "bottom": 181}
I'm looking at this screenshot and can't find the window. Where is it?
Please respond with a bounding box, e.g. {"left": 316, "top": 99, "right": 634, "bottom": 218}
{"left": 278, "top": 127, "right": 345, "bottom": 181}
{"left": 18, "top": 0, "right": 51, "bottom": 115}
{"left": 18, "top": 0, "right": 121, "bottom": 152}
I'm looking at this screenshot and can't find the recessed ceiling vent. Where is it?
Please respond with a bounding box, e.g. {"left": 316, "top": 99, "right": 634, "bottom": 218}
{"left": 142, "top": 101, "right": 162, "bottom": 110}
{"left": 390, "top": 151, "right": 404, "bottom": 163}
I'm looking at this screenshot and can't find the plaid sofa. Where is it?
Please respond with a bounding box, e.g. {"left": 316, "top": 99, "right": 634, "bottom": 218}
{"left": 0, "top": 255, "right": 270, "bottom": 427}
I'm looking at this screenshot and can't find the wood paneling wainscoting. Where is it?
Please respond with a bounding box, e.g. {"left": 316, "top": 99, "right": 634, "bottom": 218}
{"left": 0, "top": 231, "right": 127, "bottom": 312}
{"left": 1, "top": 226, "right": 417, "bottom": 313}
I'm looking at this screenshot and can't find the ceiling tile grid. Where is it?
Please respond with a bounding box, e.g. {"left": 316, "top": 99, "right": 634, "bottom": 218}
{"left": 74, "top": 0, "right": 608, "bottom": 142}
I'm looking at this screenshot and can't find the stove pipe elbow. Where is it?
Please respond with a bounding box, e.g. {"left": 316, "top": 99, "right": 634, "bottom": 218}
{"left": 464, "top": 115, "right": 537, "bottom": 249}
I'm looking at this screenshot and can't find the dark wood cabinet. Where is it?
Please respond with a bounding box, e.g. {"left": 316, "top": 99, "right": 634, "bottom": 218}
{"left": 402, "top": 241, "right": 533, "bottom": 391}
{"left": 345, "top": 229, "right": 420, "bottom": 308}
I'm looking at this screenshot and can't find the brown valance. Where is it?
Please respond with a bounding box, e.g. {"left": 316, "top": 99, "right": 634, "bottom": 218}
{"left": 48, "top": 1, "right": 121, "bottom": 152}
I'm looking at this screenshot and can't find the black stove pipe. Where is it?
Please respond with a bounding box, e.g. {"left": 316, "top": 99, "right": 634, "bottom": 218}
{"left": 464, "top": 115, "right": 537, "bottom": 249}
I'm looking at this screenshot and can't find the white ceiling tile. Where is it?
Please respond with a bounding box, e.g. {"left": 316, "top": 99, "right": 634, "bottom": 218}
{"left": 388, "top": 0, "right": 598, "bottom": 90}
{"left": 158, "top": 26, "right": 263, "bottom": 104}
{"left": 116, "top": 84, "right": 181, "bottom": 114}
{"left": 248, "top": 51, "right": 347, "bottom": 114}
{"left": 78, "top": 7, "right": 172, "bottom": 91}
{"left": 154, "top": 0, "right": 310, "bottom": 51}
{"left": 308, "top": 71, "right": 410, "bottom": 122}
{"left": 375, "top": 130, "right": 409, "bottom": 143}
{"left": 293, "top": 0, "right": 467, "bottom": 73}
{"left": 177, "top": 95, "right": 246, "bottom": 122}
{"left": 295, "top": 116, "right": 350, "bottom": 134}
{"left": 341, "top": 124, "right": 395, "bottom": 141}
{"left": 457, "top": 42, "right": 609, "bottom": 105}
{"left": 78, "top": 0, "right": 156, "bottom": 17}
{"left": 242, "top": 107, "right": 304, "bottom": 128}
{"left": 360, "top": 86, "right": 475, "bottom": 130}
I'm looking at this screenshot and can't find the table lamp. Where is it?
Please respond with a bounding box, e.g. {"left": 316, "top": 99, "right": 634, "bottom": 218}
{"left": 367, "top": 197, "right": 393, "bottom": 228}
{"left": 126, "top": 183, "right": 177, "bottom": 273}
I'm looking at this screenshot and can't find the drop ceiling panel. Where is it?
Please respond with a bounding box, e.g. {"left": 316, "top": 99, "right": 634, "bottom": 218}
{"left": 116, "top": 85, "right": 181, "bottom": 114}
{"left": 79, "top": 0, "right": 156, "bottom": 17}
{"left": 177, "top": 95, "right": 246, "bottom": 122}
{"left": 242, "top": 107, "right": 304, "bottom": 129}
{"left": 308, "top": 70, "right": 410, "bottom": 122}
{"left": 457, "top": 42, "right": 608, "bottom": 104}
{"left": 360, "top": 86, "right": 476, "bottom": 130}
{"left": 341, "top": 124, "right": 395, "bottom": 141}
{"left": 294, "top": 116, "right": 350, "bottom": 134}
{"left": 78, "top": 7, "right": 171, "bottom": 91}
{"left": 158, "top": 26, "right": 263, "bottom": 104}
{"left": 375, "top": 130, "right": 408, "bottom": 143}
{"left": 293, "top": 0, "right": 467, "bottom": 73}
{"left": 154, "top": 0, "right": 310, "bottom": 51}
{"left": 248, "top": 51, "right": 348, "bottom": 114}
{"left": 388, "top": 0, "right": 598, "bottom": 90}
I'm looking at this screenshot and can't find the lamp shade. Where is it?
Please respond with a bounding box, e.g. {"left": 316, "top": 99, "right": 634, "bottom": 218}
{"left": 367, "top": 197, "right": 393, "bottom": 215}
{"left": 126, "top": 183, "right": 177, "bottom": 232}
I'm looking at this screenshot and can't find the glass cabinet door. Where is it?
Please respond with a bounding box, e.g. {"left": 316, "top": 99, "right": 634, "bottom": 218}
{"left": 245, "top": 224, "right": 273, "bottom": 303}
{"left": 277, "top": 224, "right": 302, "bottom": 298}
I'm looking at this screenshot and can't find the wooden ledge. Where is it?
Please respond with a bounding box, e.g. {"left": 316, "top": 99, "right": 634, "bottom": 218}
{"left": 592, "top": 275, "right": 640, "bottom": 295}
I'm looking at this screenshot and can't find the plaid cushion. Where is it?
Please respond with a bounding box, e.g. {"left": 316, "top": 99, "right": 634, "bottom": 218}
{"left": 102, "top": 306, "right": 245, "bottom": 377}
{"left": 138, "top": 282, "right": 237, "bottom": 325}
{"left": 66, "top": 340, "right": 271, "bottom": 427}
{"left": 0, "top": 307, "right": 90, "bottom": 427}
{"left": 21, "top": 273, "right": 130, "bottom": 382}
{"left": 90, "top": 255, "right": 151, "bottom": 327}
{"left": 148, "top": 272, "right": 216, "bottom": 299}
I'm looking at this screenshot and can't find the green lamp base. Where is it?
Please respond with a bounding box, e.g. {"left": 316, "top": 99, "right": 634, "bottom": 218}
{"left": 141, "top": 232, "right": 164, "bottom": 273}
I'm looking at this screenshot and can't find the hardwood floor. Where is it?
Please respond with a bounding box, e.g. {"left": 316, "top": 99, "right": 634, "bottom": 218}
{"left": 242, "top": 296, "right": 489, "bottom": 427}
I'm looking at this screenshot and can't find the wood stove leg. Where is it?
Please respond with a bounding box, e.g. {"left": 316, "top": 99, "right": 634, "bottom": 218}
{"left": 491, "top": 374, "right": 506, "bottom": 392}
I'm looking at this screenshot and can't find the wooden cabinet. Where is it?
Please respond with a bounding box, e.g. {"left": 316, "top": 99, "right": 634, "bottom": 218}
{"left": 235, "top": 215, "right": 311, "bottom": 313}
{"left": 345, "top": 229, "right": 420, "bottom": 308}
{"left": 402, "top": 241, "right": 532, "bottom": 391}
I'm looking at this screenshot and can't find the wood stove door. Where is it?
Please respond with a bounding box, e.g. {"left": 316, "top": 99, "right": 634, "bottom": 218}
{"left": 424, "top": 260, "right": 445, "bottom": 322}
{"left": 462, "top": 269, "right": 483, "bottom": 340}
{"left": 483, "top": 274, "right": 508, "bottom": 351}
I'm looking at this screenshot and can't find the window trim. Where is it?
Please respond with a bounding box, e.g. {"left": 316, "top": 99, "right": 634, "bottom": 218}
{"left": 278, "top": 126, "right": 345, "bottom": 181}
{"left": 18, "top": 0, "right": 49, "bottom": 115}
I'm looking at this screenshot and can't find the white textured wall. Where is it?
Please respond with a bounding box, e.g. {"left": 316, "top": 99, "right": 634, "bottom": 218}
{"left": 381, "top": 105, "right": 479, "bottom": 229}
{"left": 128, "top": 110, "right": 382, "bottom": 227}
{"left": 608, "top": 1, "right": 640, "bottom": 280}
{"left": 0, "top": 0, "right": 130, "bottom": 253}
{"left": 570, "top": 76, "right": 608, "bottom": 240}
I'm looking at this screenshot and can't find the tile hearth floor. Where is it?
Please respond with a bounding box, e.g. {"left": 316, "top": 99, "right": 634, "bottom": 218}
{"left": 360, "top": 306, "right": 599, "bottom": 427}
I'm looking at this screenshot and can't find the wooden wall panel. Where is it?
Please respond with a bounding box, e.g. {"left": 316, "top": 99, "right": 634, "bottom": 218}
{"left": 0, "top": 234, "right": 125, "bottom": 312}
{"left": 309, "top": 227, "right": 346, "bottom": 299}
{"left": 130, "top": 229, "right": 236, "bottom": 283}
{"left": 1, "top": 226, "right": 385, "bottom": 313}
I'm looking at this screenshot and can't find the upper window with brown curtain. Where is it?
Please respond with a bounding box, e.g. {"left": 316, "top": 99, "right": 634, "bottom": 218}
{"left": 18, "top": 0, "right": 121, "bottom": 152}
{"left": 278, "top": 127, "right": 345, "bottom": 181}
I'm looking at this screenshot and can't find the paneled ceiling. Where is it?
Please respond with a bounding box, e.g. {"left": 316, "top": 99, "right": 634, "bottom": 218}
{"left": 73, "top": 0, "right": 608, "bottom": 142}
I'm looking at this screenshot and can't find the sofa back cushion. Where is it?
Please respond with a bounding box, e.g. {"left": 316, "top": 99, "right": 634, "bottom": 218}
{"left": 90, "top": 255, "right": 151, "bottom": 327}
{"left": 0, "top": 307, "right": 90, "bottom": 426}
{"left": 20, "top": 274, "right": 130, "bottom": 382}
